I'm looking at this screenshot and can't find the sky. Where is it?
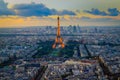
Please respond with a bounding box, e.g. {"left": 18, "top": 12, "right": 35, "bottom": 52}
{"left": 0, "top": 0, "right": 120, "bottom": 28}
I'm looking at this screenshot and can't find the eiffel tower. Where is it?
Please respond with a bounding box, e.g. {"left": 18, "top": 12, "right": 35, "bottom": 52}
{"left": 52, "top": 17, "right": 65, "bottom": 48}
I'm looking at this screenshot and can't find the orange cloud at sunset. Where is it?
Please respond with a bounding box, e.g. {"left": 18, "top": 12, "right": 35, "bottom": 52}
{"left": 0, "top": 14, "right": 120, "bottom": 28}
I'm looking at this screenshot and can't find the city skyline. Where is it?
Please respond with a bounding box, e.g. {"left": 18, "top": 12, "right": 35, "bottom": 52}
{"left": 0, "top": 0, "right": 120, "bottom": 27}
{"left": 0, "top": 1, "right": 120, "bottom": 79}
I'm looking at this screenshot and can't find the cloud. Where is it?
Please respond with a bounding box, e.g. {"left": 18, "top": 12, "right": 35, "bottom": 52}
{"left": 108, "top": 8, "right": 120, "bottom": 16}
{"left": 12, "top": 2, "right": 76, "bottom": 16}
{"left": 85, "top": 8, "right": 120, "bottom": 16}
{"left": 85, "top": 8, "right": 107, "bottom": 16}
{"left": 58, "top": 10, "right": 76, "bottom": 15}
{"left": 0, "top": 0, "right": 76, "bottom": 16}
{"left": 12, "top": 3, "right": 52, "bottom": 16}
{"left": 0, "top": 0, "right": 14, "bottom": 15}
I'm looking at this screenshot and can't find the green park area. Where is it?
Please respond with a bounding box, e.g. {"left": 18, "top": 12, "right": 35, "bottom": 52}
{"left": 32, "top": 40, "right": 79, "bottom": 58}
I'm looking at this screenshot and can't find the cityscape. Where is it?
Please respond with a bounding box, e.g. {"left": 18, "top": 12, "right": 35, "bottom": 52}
{"left": 0, "top": 25, "right": 120, "bottom": 80}
{"left": 0, "top": 0, "right": 120, "bottom": 80}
